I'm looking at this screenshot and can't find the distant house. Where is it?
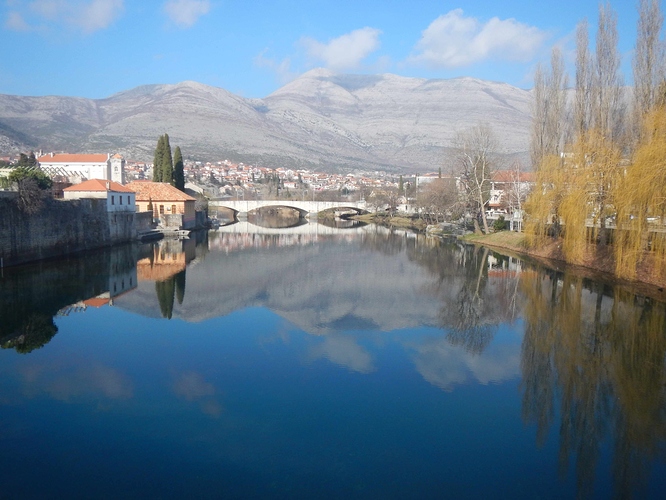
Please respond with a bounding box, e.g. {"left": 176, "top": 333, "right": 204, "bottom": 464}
{"left": 38, "top": 153, "right": 125, "bottom": 184}
{"left": 126, "top": 181, "right": 196, "bottom": 230}
{"left": 488, "top": 170, "right": 535, "bottom": 211}
{"left": 63, "top": 179, "right": 136, "bottom": 212}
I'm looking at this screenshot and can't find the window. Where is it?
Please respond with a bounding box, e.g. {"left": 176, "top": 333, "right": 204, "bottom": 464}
{"left": 127, "top": 196, "right": 130, "bottom": 205}
{"left": 160, "top": 205, "right": 165, "bottom": 214}
{"left": 111, "top": 195, "right": 115, "bottom": 205}
{"left": 120, "top": 195, "right": 123, "bottom": 205}
{"left": 172, "top": 204, "right": 176, "bottom": 214}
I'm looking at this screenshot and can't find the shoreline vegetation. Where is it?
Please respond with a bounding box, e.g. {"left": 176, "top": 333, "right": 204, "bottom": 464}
{"left": 459, "top": 230, "right": 666, "bottom": 298}
{"left": 351, "top": 212, "right": 665, "bottom": 296}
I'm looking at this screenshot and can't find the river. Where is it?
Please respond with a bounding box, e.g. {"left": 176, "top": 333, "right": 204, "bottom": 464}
{"left": 1, "top": 223, "right": 665, "bottom": 498}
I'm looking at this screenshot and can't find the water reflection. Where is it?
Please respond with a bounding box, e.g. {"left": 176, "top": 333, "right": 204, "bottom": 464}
{"left": 520, "top": 270, "right": 666, "bottom": 498}
{"left": 1, "top": 227, "right": 665, "bottom": 497}
{"left": 0, "top": 244, "right": 138, "bottom": 353}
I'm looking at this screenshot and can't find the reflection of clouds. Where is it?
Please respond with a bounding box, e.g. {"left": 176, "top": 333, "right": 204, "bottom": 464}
{"left": 172, "top": 371, "right": 222, "bottom": 418}
{"left": 411, "top": 337, "right": 520, "bottom": 391}
{"left": 17, "top": 362, "right": 133, "bottom": 401}
{"left": 309, "top": 335, "right": 375, "bottom": 373}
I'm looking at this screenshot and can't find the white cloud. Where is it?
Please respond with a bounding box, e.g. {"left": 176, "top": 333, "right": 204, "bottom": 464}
{"left": 5, "top": 11, "right": 31, "bottom": 31}
{"left": 410, "top": 9, "right": 546, "bottom": 68}
{"left": 164, "top": 0, "right": 210, "bottom": 29}
{"left": 301, "top": 27, "right": 381, "bottom": 71}
{"left": 79, "top": 0, "right": 124, "bottom": 33}
{"left": 28, "top": 0, "right": 124, "bottom": 33}
{"left": 309, "top": 335, "right": 375, "bottom": 374}
{"left": 254, "top": 49, "right": 297, "bottom": 85}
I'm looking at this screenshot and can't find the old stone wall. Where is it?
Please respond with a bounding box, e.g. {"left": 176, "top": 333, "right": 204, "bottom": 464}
{"left": 0, "top": 197, "right": 135, "bottom": 267}
{"left": 135, "top": 211, "right": 154, "bottom": 233}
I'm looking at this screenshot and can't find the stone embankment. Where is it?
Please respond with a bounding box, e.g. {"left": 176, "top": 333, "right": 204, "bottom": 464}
{"left": 0, "top": 196, "right": 136, "bottom": 268}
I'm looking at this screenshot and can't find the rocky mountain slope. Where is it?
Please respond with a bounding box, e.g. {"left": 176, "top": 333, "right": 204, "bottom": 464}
{"left": 0, "top": 69, "right": 532, "bottom": 172}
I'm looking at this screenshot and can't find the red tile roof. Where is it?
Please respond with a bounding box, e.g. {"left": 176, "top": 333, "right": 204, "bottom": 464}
{"left": 491, "top": 170, "right": 536, "bottom": 183}
{"left": 125, "top": 181, "right": 195, "bottom": 202}
{"left": 63, "top": 179, "right": 134, "bottom": 193}
{"left": 38, "top": 153, "right": 109, "bottom": 163}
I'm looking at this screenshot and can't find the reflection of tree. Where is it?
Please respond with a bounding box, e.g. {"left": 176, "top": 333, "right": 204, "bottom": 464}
{"left": 520, "top": 270, "right": 666, "bottom": 498}
{"left": 156, "top": 277, "right": 176, "bottom": 319}
{"left": 175, "top": 270, "right": 186, "bottom": 305}
{"left": 446, "top": 247, "right": 495, "bottom": 354}
{"left": 1, "top": 313, "right": 58, "bottom": 353}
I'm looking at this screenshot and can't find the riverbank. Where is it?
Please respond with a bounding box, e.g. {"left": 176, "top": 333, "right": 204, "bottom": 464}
{"left": 461, "top": 231, "right": 666, "bottom": 297}
{"left": 350, "top": 213, "right": 427, "bottom": 231}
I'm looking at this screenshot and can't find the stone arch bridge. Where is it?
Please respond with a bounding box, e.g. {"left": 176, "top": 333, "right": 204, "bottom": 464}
{"left": 209, "top": 200, "right": 368, "bottom": 220}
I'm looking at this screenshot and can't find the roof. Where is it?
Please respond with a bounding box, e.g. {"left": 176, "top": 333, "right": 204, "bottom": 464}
{"left": 38, "top": 153, "right": 109, "bottom": 163}
{"left": 491, "top": 170, "right": 536, "bottom": 183}
{"left": 125, "top": 181, "right": 196, "bottom": 202}
{"left": 63, "top": 178, "right": 134, "bottom": 193}
{"left": 83, "top": 297, "right": 111, "bottom": 308}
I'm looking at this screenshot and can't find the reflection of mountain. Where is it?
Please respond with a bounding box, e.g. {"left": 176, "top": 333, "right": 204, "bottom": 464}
{"left": 114, "top": 231, "right": 519, "bottom": 338}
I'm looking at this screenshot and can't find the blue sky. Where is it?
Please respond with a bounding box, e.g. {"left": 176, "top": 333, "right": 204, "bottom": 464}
{"left": 0, "top": 0, "right": 643, "bottom": 99}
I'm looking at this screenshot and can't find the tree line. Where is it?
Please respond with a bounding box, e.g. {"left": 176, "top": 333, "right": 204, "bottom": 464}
{"left": 153, "top": 133, "right": 185, "bottom": 191}
{"left": 526, "top": 0, "right": 666, "bottom": 280}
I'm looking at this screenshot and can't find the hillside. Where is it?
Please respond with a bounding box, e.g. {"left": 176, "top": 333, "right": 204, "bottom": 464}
{"left": 0, "top": 69, "right": 532, "bottom": 172}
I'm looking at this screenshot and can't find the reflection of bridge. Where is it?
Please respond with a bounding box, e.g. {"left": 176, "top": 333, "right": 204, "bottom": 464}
{"left": 210, "top": 200, "right": 367, "bottom": 219}
{"left": 214, "top": 221, "right": 380, "bottom": 235}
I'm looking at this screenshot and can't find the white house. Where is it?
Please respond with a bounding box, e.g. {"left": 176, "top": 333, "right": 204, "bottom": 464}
{"left": 38, "top": 153, "right": 125, "bottom": 184}
{"left": 63, "top": 179, "right": 135, "bottom": 212}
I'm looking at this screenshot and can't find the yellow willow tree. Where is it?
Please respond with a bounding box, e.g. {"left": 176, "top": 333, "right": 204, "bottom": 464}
{"left": 525, "top": 130, "right": 621, "bottom": 263}
{"left": 613, "top": 107, "right": 666, "bottom": 279}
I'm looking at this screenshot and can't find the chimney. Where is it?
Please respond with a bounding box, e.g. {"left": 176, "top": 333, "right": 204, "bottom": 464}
{"left": 106, "top": 181, "right": 110, "bottom": 190}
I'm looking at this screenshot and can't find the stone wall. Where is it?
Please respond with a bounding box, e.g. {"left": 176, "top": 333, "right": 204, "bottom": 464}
{"left": 0, "top": 197, "right": 136, "bottom": 267}
{"left": 135, "top": 211, "right": 155, "bottom": 233}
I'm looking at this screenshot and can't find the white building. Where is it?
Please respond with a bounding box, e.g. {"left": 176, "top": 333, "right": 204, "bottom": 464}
{"left": 38, "top": 153, "right": 125, "bottom": 184}
{"left": 63, "top": 179, "right": 135, "bottom": 212}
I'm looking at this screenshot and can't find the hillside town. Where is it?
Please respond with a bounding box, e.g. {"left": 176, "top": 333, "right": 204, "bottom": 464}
{"left": 0, "top": 150, "right": 534, "bottom": 222}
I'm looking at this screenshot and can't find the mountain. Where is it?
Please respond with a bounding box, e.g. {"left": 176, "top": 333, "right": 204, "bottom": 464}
{"left": 0, "top": 69, "right": 532, "bottom": 172}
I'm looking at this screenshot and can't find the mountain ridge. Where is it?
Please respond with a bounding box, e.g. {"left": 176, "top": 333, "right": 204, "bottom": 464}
{"left": 0, "top": 70, "right": 532, "bottom": 172}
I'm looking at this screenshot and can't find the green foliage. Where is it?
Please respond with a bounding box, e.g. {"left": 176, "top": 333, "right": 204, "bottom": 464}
{"left": 493, "top": 215, "right": 509, "bottom": 232}
{"left": 153, "top": 135, "right": 164, "bottom": 181}
{"left": 15, "top": 152, "right": 37, "bottom": 168}
{"left": 173, "top": 146, "right": 185, "bottom": 191}
{"left": 152, "top": 134, "right": 173, "bottom": 183}
{"left": 8, "top": 167, "right": 52, "bottom": 190}
{"left": 162, "top": 134, "right": 173, "bottom": 185}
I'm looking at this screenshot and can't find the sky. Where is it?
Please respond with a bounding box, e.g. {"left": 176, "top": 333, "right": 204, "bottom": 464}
{"left": 0, "top": 0, "right": 645, "bottom": 99}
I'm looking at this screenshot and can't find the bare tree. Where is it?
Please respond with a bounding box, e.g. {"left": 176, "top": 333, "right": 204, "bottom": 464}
{"left": 593, "top": 3, "right": 625, "bottom": 142}
{"left": 633, "top": 0, "right": 664, "bottom": 137}
{"left": 531, "top": 47, "right": 569, "bottom": 169}
{"left": 417, "top": 177, "right": 459, "bottom": 223}
{"left": 575, "top": 19, "right": 593, "bottom": 138}
{"left": 452, "top": 124, "right": 498, "bottom": 234}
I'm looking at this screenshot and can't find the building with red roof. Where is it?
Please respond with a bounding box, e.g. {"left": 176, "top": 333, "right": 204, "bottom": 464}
{"left": 63, "top": 179, "right": 136, "bottom": 213}
{"left": 126, "top": 181, "right": 196, "bottom": 229}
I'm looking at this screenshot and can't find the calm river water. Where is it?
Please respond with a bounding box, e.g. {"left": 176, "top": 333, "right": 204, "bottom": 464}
{"left": 1, "top": 224, "right": 666, "bottom": 499}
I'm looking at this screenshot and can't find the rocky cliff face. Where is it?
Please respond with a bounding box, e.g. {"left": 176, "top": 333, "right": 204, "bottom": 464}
{"left": 0, "top": 69, "right": 532, "bottom": 172}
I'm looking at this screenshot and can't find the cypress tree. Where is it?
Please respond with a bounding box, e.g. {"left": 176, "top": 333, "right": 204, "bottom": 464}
{"left": 173, "top": 146, "right": 185, "bottom": 191}
{"left": 153, "top": 135, "right": 164, "bottom": 181}
{"left": 162, "top": 133, "right": 173, "bottom": 185}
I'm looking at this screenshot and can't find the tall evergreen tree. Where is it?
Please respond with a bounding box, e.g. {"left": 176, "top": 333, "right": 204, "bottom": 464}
{"left": 162, "top": 133, "right": 173, "bottom": 185}
{"left": 153, "top": 135, "right": 164, "bottom": 182}
{"left": 173, "top": 146, "right": 185, "bottom": 191}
